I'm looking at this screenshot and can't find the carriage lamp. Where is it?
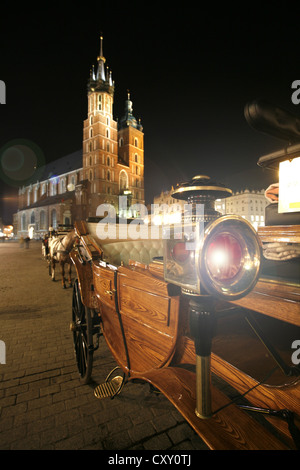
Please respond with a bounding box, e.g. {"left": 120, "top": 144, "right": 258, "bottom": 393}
{"left": 164, "top": 175, "right": 261, "bottom": 299}
{"left": 163, "top": 175, "right": 231, "bottom": 295}
{"left": 163, "top": 175, "right": 262, "bottom": 419}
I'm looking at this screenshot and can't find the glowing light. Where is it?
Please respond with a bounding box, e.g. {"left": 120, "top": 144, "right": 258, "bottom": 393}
{"left": 206, "top": 233, "right": 243, "bottom": 282}
{"left": 209, "top": 248, "right": 229, "bottom": 268}
{"left": 279, "top": 157, "right": 300, "bottom": 213}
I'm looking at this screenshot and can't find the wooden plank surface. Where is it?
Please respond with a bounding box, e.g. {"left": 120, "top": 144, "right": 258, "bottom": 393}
{"left": 138, "top": 367, "right": 289, "bottom": 450}
{"left": 230, "top": 278, "right": 300, "bottom": 326}
{"left": 258, "top": 225, "right": 300, "bottom": 243}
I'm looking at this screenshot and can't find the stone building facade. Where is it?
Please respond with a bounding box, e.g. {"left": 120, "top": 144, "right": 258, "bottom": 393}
{"left": 215, "top": 189, "right": 268, "bottom": 230}
{"left": 17, "top": 151, "right": 82, "bottom": 238}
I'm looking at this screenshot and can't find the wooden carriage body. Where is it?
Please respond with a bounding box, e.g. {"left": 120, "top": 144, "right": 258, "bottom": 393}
{"left": 70, "top": 218, "right": 300, "bottom": 450}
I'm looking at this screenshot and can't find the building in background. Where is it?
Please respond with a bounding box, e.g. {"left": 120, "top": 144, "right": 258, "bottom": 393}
{"left": 215, "top": 189, "right": 268, "bottom": 230}
{"left": 152, "top": 187, "right": 268, "bottom": 230}
{"left": 15, "top": 37, "right": 145, "bottom": 238}
{"left": 81, "top": 36, "right": 144, "bottom": 219}
{"left": 17, "top": 151, "right": 82, "bottom": 239}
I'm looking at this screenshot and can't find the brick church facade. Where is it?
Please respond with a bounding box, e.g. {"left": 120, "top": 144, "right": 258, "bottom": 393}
{"left": 15, "top": 36, "right": 145, "bottom": 238}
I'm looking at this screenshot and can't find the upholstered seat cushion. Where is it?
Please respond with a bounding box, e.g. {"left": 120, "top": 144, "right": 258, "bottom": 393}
{"left": 101, "top": 239, "right": 164, "bottom": 265}
{"left": 87, "top": 222, "right": 164, "bottom": 266}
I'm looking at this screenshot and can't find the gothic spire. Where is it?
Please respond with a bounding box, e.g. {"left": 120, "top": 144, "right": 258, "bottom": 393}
{"left": 88, "top": 35, "right": 114, "bottom": 96}
{"left": 97, "top": 35, "right": 106, "bottom": 81}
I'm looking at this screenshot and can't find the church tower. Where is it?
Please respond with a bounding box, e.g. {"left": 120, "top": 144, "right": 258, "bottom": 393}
{"left": 118, "top": 92, "right": 145, "bottom": 217}
{"left": 82, "top": 36, "right": 145, "bottom": 219}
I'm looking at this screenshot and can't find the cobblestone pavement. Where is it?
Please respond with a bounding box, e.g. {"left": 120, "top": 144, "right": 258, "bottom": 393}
{"left": 0, "top": 241, "right": 208, "bottom": 451}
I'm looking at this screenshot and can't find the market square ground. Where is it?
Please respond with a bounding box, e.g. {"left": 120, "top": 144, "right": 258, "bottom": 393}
{"left": 0, "top": 240, "right": 208, "bottom": 450}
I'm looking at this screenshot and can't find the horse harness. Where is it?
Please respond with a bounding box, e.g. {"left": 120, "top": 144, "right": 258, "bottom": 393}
{"left": 51, "top": 237, "right": 73, "bottom": 258}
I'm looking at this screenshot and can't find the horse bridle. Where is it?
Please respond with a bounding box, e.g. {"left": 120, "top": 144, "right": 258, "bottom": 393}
{"left": 54, "top": 239, "right": 73, "bottom": 255}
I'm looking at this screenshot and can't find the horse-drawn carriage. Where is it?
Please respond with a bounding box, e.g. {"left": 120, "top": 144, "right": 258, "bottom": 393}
{"left": 69, "top": 101, "right": 300, "bottom": 450}
{"left": 45, "top": 225, "right": 77, "bottom": 288}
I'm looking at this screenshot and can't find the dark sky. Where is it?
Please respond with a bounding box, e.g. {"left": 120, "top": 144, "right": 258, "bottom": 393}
{"left": 0, "top": 2, "right": 299, "bottom": 222}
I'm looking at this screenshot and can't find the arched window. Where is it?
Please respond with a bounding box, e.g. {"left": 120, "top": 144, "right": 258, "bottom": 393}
{"left": 119, "top": 170, "right": 128, "bottom": 190}
{"left": 63, "top": 210, "right": 71, "bottom": 227}
{"left": 40, "top": 211, "right": 46, "bottom": 230}
{"left": 21, "top": 213, "right": 26, "bottom": 231}
{"left": 51, "top": 209, "right": 57, "bottom": 229}
{"left": 30, "top": 211, "right": 35, "bottom": 224}
{"left": 60, "top": 178, "right": 66, "bottom": 194}
{"left": 50, "top": 180, "right": 57, "bottom": 196}
{"left": 107, "top": 170, "right": 111, "bottom": 181}
{"left": 107, "top": 156, "right": 110, "bottom": 166}
{"left": 34, "top": 187, "right": 38, "bottom": 203}
{"left": 134, "top": 138, "right": 138, "bottom": 147}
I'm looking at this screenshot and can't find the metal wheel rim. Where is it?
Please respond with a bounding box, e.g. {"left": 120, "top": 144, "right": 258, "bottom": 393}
{"left": 72, "top": 279, "right": 93, "bottom": 382}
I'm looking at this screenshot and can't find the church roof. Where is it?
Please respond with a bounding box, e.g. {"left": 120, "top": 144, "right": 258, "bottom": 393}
{"left": 28, "top": 150, "right": 82, "bottom": 186}
{"left": 42, "top": 150, "right": 82, "bottom": 180}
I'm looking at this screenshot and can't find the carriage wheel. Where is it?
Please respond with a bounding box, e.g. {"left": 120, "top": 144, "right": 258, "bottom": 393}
{"left": 71, "top": 279, "right": 93, "bottom": 384}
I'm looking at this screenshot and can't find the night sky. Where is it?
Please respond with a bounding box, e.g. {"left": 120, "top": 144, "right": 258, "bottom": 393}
{"left": 0, "top": 3, "right": 299, "bottom": 223}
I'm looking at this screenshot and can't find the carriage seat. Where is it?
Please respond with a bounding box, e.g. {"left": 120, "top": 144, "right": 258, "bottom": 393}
{"left": 87, "top": 222, "right": 164, "bottom": 266}
{"left": 101, "top": 239, "right": 164, "bottom": 266}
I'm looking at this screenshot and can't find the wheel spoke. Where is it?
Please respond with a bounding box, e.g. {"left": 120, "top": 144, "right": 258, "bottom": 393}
{"left": 71, "top": 279, "right": 94, "bottom": 383}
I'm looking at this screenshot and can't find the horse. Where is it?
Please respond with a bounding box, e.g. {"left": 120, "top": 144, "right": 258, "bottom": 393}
{"left": 48, "top": 230, "right": 77, "bottom": 288}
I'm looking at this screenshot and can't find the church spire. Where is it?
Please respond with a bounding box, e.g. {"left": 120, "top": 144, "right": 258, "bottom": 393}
{"left": 97, "top": 35, "right": 106, "bottom": 81}
{"left": 88, "top": 35, "right": 114, "bottom": 96}
{"left": 99, "top": 35, "right": 105, "bottom": 61}
{"left": 118, "top": 91, "right": 143, "bottom": 131}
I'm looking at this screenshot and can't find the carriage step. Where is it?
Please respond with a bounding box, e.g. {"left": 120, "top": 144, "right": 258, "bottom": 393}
{"left": 94, "top": 375, "right": 124, "bottom": 399}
